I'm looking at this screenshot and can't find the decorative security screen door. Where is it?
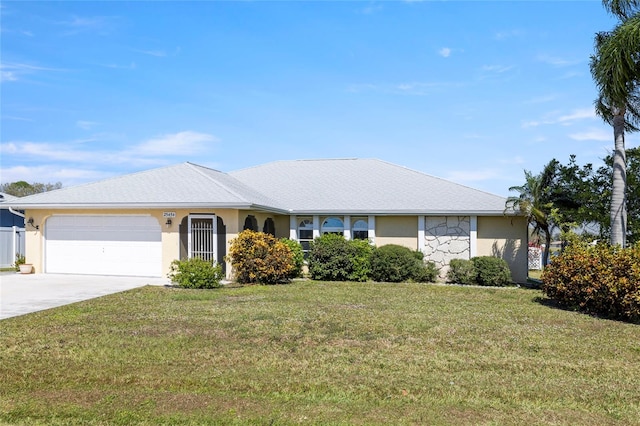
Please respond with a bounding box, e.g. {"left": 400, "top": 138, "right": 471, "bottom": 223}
{"left": 188, "top": 215, "right": 217, "bottom": 262}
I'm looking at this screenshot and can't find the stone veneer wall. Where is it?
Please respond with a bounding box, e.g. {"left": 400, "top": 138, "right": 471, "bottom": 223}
{"left": 423, "top": 216, "right": 470, "bottom": 278}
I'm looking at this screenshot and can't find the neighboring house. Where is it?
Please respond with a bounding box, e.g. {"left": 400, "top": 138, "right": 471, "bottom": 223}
{"left": 0, "top": 192, "right": 25, "bottom": 227}
{"left": 0, "top": 192, "right": 26, "bottom": 268}
{"left": 7, "top": 159, "right": 528, "bottom": 282}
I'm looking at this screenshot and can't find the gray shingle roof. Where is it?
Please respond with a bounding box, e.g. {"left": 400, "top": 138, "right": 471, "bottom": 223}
{"left": 10, "top": 159, "right": 511, "bottom": 215}
{"left": 230, "top": 158, "right": 509, "bottom": 215}
{"left": 9, "top": 163, "right": 286, "bottom": 211}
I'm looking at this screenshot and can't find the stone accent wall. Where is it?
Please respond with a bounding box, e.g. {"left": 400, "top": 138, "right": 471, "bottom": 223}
{"left": 423, "top": 216, "right": 470, "bottom": 277}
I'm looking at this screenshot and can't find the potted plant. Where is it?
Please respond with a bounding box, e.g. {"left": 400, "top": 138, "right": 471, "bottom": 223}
{"left": 14, "top": 254, "right": 33, "bottom": 274}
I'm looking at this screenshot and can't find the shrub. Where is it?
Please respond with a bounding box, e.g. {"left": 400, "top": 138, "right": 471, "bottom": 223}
{"left": 349, "top": 238, "right": 374, "bottom": 282}
{"left": 308, "top": 234, "right": 357, "bottom": 281}
{"left": 447, "top": 258, "right": 476, "bottom": 285}
{"left": 471, "top": 256, "right": 512, "bottom": 286}
{"left": 168, "top": 257, "right": 224, "bottom": 289}
{"left": 280, "top": 238, "right": 304, "bottom": 278}
{"left": 226, "top": 230, "right": 294, "bottom": 284}
{"left": 414, "top": 260, "right": 439, "bottom": 283}
{"left": 369, "top": 244, "right": 436, "bottom": 283}
{"left": 542, "top": 242, "right": 640, "bottom": 323}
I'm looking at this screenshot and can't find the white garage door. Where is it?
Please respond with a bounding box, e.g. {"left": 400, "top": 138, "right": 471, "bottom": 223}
{"left": 45, "top": 215, "right": 162, "bottom": 277}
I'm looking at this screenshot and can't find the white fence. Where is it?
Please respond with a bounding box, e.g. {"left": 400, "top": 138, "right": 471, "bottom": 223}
{"left": 0, "top": 227, "right": 26, "bottom": 268}
{"left": 528, "top": 246, "right": 543, "bottom": 270}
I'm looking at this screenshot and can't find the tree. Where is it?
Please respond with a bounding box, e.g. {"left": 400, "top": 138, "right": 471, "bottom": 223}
{"left": 551, "top": 149, "right": 640, "bottom": 245}
{"left": 590, "top": 0, "right": 640, "bottom": 247}
{"left": 505, "top": 160, "right": 558, "bottom": 266}
{"left": 0, "top": 181, "right": 62, "bottom": 197}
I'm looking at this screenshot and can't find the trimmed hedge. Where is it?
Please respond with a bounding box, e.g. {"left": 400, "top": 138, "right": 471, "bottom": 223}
{"left": 226, "top": 230, "right": 294, "bottom": 284}
{"left": 369, "top": 244, "right": 437, "bottom": 283}
{"left": 471, "top": 256, "right": 512, "bottom": 286}
{"left": 542, "top": 242, "right": 640, "bottom": 323}
{"left": 168, "top": 257, "right": 224, "bottom": 289}
{"left": 308, "top": 234, "right": 365, "bottom": 281}
{"left": 447, "top": 258, "right": 476, "bottom": 285}
{"left": 447, "top": 256, "right": 512, "bottom": 286}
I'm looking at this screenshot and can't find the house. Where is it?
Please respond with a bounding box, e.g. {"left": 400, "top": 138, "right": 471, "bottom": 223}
{"left": 0, "top": 192, "right": 25, "bottom": 228}
{"left": 7, "top": 159, "right": 528, "bottom": 282}
{"left": 0, "top": 192, "right": 26, "bottom": 268}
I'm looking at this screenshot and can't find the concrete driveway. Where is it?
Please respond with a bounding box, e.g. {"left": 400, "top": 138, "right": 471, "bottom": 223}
{"left": 0, "top": 273, "right": 169, "bottom": 320}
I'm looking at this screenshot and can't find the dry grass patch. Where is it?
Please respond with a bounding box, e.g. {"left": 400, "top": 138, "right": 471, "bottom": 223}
{"left": 1, "top": 281, "right": 639, "bottom": 425}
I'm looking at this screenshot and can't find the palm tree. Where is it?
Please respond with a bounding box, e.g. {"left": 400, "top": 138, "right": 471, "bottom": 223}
{"left": 506, "top": 160, "right": 558, "bottom": 267}
{"left": 590, "top": 1, "right": 640, "bottom": 247}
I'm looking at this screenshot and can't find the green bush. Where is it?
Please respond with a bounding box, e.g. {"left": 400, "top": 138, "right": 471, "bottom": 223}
{"left": 168, "top": 257, "right": 224, "bottom": 289}
{"left": 226, "top": 230, "right": 294, "bottom": 284}
{"left": 447, "top": 258, "right": 476, "bottom": 285}
{"left": 308, "top": 234, "right": 357, "bottom": 281}
{"left": 414, "top": 259, "right": 439, "bottom": 283}
{"left": 471, "top": 256, "right": 512, "bottom": 286}
{"left": 369, "top": 244, "right": 436, "bottom": 283}
{"left": 349, "top": 238, "right": 374, "bottom": 282}
{"left": 542, "top": 242, "right": 640, "bottom": 323}
{"left": 280, "top": 238, "right": 304, "bottom": 278}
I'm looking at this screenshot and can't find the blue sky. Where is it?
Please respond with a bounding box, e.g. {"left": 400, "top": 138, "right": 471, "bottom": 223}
{"left": 2, "top": 1, "right": 636, "bottom": 197}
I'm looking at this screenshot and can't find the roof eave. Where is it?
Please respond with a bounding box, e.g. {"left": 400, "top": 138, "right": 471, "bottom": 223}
{"left": 287, "top": 209, "right": 522, "bottom": 216}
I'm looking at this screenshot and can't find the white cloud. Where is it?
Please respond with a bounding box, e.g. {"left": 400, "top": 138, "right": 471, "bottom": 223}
{"left": 133, "top": 49, "right": 167, "bottom": 57}
{"left": 348, "top": 81, "right": 460, "bottom": 96}
{"left": 481, "top": 64, "right": 515, "bottom": 73}
{"left": 0, "top": 62, "right": 67, "bottom": 82}
{"left": 0, "top": 165, "right": 110, "bottom": 186}
{"left": 76, "top": 120, "right": 99, "bottom": 130}
{"left": 494, "top": 29, "right": 524, "bottom": 40}
{"left": 522, "top": 107, "right": 596, "bottom": 128}
{"left": 569, "top": 128, "right": 611, "bottom": 141}
{"left": 524, "top": 94, "right": 558, "bottom": 104}
{"left": 0, "top": 131, "right": 219, "bottom": 170}
{"left": 438, "top": 47, "right": 451, "bottom": 58}
{"left": 133, "top": 131, "right": 218, "bottom": 156}
{"left": 536, "top": 54, "right": 581, "bottom": 67}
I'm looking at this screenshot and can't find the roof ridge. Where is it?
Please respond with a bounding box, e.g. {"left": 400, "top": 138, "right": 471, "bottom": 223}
{"left": 185, "top": 163, "right": 252, "bottom": 203}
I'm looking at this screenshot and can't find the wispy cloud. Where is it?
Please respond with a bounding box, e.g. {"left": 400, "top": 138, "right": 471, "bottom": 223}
{"left": 438, "top": 47, "right": 451, "bottom": 58}
{"left": 522, "top": 107, "right": 595, "bottom": 128}
{"left": 569, "top": 128, "right": 611, "bottom": 142}
{"left": 494, "top": 29, "right": 524, "bottom": 40}
{"left": 133, "top": 49, "right": 167, "bottom": 57}
{"left": 0, "top": 131, "right": 219, "bottom": 171}
{"left": 132, "top": 131, "right": 218, "bottom": 156}
{"left": 76, "top": 121, "right": 99, "bottom": 130}
{"left": 0, "top": 62, "right": 67, "bottom": 82}
{"left": 524, "top": 94, "right": 558, "bottom": 104}
{"left": 56, "top": 15, "right": 120, "bottom": 36}
{"left": 0, "top": 164, "right": 111, "bottom": 186}
{"left": 102, "top": 62, "right": 137, "bottom": 70}
{"left": 360, "top": 3, "right": 383, "bottom": 14}
{"left": 537, "top": 54, "right": 581, "bottom": 67}
{"left": 348, "top": 81, "right": 460, "bottom": 96}
{"left": 481, "top": 64, "right": 515, "bottom": 74}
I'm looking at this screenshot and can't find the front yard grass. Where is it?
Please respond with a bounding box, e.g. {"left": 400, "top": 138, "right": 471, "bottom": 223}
{"left": 1, "top": 281, "right": 639, "bottom": 425}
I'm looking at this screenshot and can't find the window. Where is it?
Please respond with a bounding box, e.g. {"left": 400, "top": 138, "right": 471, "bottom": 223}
{"left": 263, "top": 218, "right": 275, "bottom": 236}
{"left": 321, "top": 217, "right": 344, "bottom": 235}
{"left": 243, "top": 215, "right": 258, "bottom": 231}
{"left": 352, "top": 219, "right": 368, "bottom": 240}
{"left": 298, "top": 219, "right": 313, "bottom": 254}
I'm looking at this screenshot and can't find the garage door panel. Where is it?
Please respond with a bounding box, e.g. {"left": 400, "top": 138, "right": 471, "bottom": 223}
{"left": 45, "top": 215, "right": 162, "bottom": 277}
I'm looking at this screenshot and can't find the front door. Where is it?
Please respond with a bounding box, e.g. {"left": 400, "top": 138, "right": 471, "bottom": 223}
{"left": 188, "top": 214, "right": 217, "bottom": 262}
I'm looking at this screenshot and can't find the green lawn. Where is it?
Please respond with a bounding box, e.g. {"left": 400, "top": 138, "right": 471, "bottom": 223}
{"left": 1, "top": 281, "right": 639, "bottom": 425}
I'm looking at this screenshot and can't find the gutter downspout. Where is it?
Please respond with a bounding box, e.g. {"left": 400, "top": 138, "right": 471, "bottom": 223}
{"left": 8, "top": 206, "right": 25, "bottom": 218}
